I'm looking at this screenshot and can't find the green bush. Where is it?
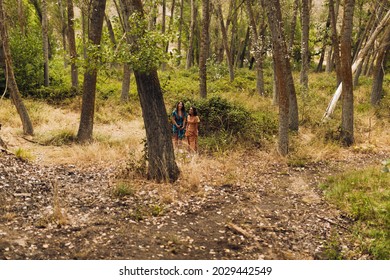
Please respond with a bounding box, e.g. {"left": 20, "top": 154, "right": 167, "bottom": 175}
{"left": 9, "top": 30, "right": 44, "bottom": 91}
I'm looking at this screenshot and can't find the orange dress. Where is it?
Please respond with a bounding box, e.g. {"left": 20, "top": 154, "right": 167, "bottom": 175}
{"left": 185, "top": 115, "right": 200, "bottom": 152}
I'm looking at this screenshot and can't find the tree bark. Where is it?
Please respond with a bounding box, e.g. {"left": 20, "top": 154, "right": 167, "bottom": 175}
{"left": 371, "top": 25, "right": 390, "bottom": 105}
{"left": 340, "top": 0, "right": 355, "bottom": 146}
{"left": 77, "top": 0, "right": 107, "bottom": 143}
{"left": 300, "top": 0, "right": 310, "bottom": 91}
{"left": 127, "top": 0, "right": 180, "bottom": 182}
{"left": 121, "top": 63, "right": 131, "bottom": 103}
{"left": 67, "top": 0, "right": 79, "bottom": 88}
{"left": 0, "top": 0, "right": 34, "bottom": 135}
{"left": 199, "top": 0, "right": 210, "bottom": 98}
{"left": 264, "top": 0, "right": 290, "bottom": 156}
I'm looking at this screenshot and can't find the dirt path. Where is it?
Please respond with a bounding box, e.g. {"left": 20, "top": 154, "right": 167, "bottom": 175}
{"left": 1, "top": 144, "right": 388, "bottom": 260}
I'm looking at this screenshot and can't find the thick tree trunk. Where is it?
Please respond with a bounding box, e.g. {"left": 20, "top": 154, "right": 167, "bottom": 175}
{"left": 199, "top": 0, "right": 210, "bottom": 98}
{"left": 42, "top": 0, "right": 49, "bottom": 86}
{"left": 67, "top": 0, "right": 78, "bottom": 88}
{"left": 0, "top": 0, "right": 33, "bottom": 135}
{"left": 300, "top": 0, "right": 310, "bottom": 91}
{"left": 77, "top": 0, "right": 107, "bottom": 143}
{"left": 264, "top": 0, "right": 290, "bottom": 156}
{"left": 127, "top": 0, "right": 179, "bottom": 182}
{"left": 340, "top": 0, "right": 355, "bottom": 146}
{"left": 371, "top": 25, "right": 390, "bottom": 105}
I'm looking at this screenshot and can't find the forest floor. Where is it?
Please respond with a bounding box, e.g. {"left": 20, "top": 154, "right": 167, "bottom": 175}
{"left": 0, "top": 117, "right": 389, "bottom": 260}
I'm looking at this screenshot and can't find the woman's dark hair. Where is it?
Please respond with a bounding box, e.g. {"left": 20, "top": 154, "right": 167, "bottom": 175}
{"left": 190, "top": 106, "right": 198, "bottom": 116}
{"left": 176, "top": 101, "right": 186, "bottom": 114}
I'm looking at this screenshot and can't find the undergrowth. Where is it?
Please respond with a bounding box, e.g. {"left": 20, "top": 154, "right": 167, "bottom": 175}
{"left": 320, "top": 168, "right": 390, "bottom": 259}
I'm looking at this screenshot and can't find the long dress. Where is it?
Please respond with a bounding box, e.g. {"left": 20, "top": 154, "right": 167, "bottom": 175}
{"left": 172, "top": 110, "right": 186, "bottom": 140}
{"left": 185, "top": 115, "right": 200, "bottom": 152}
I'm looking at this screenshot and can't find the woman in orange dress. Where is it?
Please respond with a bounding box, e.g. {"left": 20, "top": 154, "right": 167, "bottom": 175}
{"left": 185, "top": 107, "right": 200, "bottom": 152}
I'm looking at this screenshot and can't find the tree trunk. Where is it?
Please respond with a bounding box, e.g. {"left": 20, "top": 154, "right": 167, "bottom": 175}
{"left": 41, "top": 0, "right": 49, "bottom": 86}
{"left": 246, "top": 0, "right": 265, "bottom": 95}
{"left": 0, "top": 0, "right": 33, "bottom": 135}
{"left": 329, "top": 0, "right": 341, "bottom": 85}
{"left": 371, "top": 25, "right": 390, "bottom": 105}
{"left": 186, "top": 0, "right": 196, "bottom": 69}
{"left": 105, "top": 13, "right": 117, "bottom": 47}
{"left": 288, "top": 0, "right": 299, "bottom": 55}
{"left": 199, "top": 0, "right": 210, "bottom": 98}
{"left": 17, "top": 0, "right": 25, "bottom": 35}
{"left": 216, "top": 2, "right": 234, "bottom": 82}
{"left": 239, "top": 27, "right": 250, "bottom": 68}
{"left": 177, "top": 0, "right": 184, "bottom": 65}
{"left": 340, "top": 0, "right": 355, "bottom": 147}
{"left": 58, "top": 0, "right": 67, "bottom": 68}
{"left": 300, "top": 0, "right": 310, "bottom": 91}
{"left": 264, "top": 0, "right": 290, "bottom": 156}
{"left": 316, "top": 14, "right": 331, "bottom": 72}
{"left": 323, "top": 9, "right": 390, "bottom": 120}
{"left": 67, "top": 0, "right": 79, "bottom": 88}
{"left": 127, "top": 0, "right": 179, "bottom": 182}
{"left": 77, "top": 0, "right": 107, "bottom": 143}
{"left": 121, "top": 63, "right": 131, "bottom": 103}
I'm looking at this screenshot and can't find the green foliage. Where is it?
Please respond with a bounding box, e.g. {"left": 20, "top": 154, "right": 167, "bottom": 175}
{"left": 9, "top": 30, "right": 44, "bottom": 91}
{"left": 115, "top": 13, "right": 170, "bottom": 72}
{"left": 320, "top": 168, "right": 390, "bottom": 259}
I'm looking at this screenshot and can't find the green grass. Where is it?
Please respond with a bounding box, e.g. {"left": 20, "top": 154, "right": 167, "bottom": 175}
{"left": 320, "top": 167, "right": 390, "bottom": 259}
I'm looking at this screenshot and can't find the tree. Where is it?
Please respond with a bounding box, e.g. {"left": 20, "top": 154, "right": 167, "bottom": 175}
{"left": 371, "top": 25, "right": 390, "bottom": 105}
{"left": 41, "top": 0, "right": 49, "bottom": 86}
{"left": 67, "top": 0, "right": 79, "bottom": 88}
{"left": 186, "top": 0, "right": 196, "bottom": 69}
{"left": 246, "top": 0, "right": 265, "bottom": 95}
{"left": 329, "top": 0, "right": 342, "bottom": 86}
{"left": 216, "top": 1, "right": 234, "bottom": 82}
{"left": 199, "top": 0, "right": 210, "bottom": 98}
{"left": 323, "top": 9, "right": 390, "bottom": 120}
{"left": 264, "top": 0, "right": 290, "bottom": 155}
{"left": 340, "top": 0, "right": 355, "bottom": 146}
{"left": 126, "top": 0, "right": 180, "bottom": 182}
{"left": 77, "top": 0, "right": 107, "bottom": 143}
{"left": 300, "top": 0, "right": 310, "bottom": 92}
{"left": 0, "top": 0, "right": 33, "bottom": 135}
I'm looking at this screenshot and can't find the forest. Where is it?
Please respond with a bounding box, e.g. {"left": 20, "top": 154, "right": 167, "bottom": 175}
{"left": 0, "top": 0, "right": 389, "bottom": 260}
